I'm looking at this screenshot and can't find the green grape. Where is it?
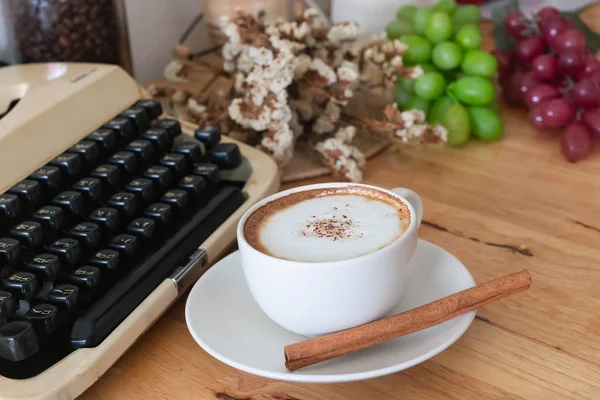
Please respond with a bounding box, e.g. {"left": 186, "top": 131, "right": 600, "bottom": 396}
{"left": 386, "top": 19, "right": 415, "bottom": 39}
{"left": 394, "top": 86, "right": 412, "bottom": 108}
{"left": 428, "top": 95, "right": 455, "bottom": 124}
{"left": 467, "top": 107, "right": 504, "bottom": 141}
{"left": 425, "top": 12, "right": 453, "bottom": 43}
{"left": 461, "top": 50, "right": 498, "bottom": 78}
{"left": 404, "top": 94, "right": 430, "bottom": 115}
{"left": 397, "top": 4, "right": 417, "bottom": 20}
{"left": 452, "top": 5, "right": 481, "bottom": 27}
{"left": 396, "top": 76, "right": 416, "bottom": 93}
{"left": 442, "top": 103, "right": 471, "bottom": 145}
{"left": 432, "top": 0, "right": 457, "bottom": 15}
{"left": 413, "top": 8, "right": 433, "bottom": 35}
{"left": 420, "top": 63, "right": 437, "bottom": 73}
{"left": 415, "top": 72, "right": 446, "bottom": 101}
{"left": 400, "top": 35, "right": 432, "bottom": 65}
{"left": 448, "top": 76, "right": 495, "bottom": 106}
{"left": 432, "top": 41, "right": 463, "bottom": 71}
{"left": 454, "top": 24, "right": 483, "bottom": 50}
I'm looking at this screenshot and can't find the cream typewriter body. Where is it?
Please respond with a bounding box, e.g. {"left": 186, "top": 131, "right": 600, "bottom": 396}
{"left": 0, "top": 63, "right": 279, "bottom": 400}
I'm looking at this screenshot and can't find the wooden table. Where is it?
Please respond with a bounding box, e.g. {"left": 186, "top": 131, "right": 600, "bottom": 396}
{"left": 80, "top": 16, "right": 600, "bottom": 400}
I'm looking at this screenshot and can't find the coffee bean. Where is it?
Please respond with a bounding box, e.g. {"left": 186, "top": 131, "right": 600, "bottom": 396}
{"left": 7, "top": 0, "right": 118, "bottom": 64}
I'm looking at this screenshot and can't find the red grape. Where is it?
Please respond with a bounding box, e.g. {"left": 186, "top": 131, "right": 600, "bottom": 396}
{"left": 541, "top": 98, "right": 576, "bottom": 127}
{"left": 502, "top": 71, "right": 525, "bottom": 105}
{"left": 529, "top": 103, "right": 550, "bottom": 131}
{"left": 580, "top": 53, "right": 600, "bottom": 79}
{"left": 560, "top": 122, "right": 592, "bottom": 162}
{"left": 589, "top": 69, "right": 600, "bottom": 86}
{"left": 505, "top": 12, "right": 527, "bottom": 39}
{"left": 582, "top": 107, "right": 600, "bottom": 139}
{"left": 516, "top": 36, "right": 546, "bottom": 63}
{"left": 518, "top": 71, "right": 540, "bottom": 99}
{"left": 537, "top": 7, "right": 561, "bottom": 26}
{"left": 524, "top": 84, "right": 560, "bottom": 108}
{"left": 492, "top": 49, "right": 514, "bottom": 73}
{"left": 553, "top": 29, "right": 586, "bottom": 54}
{"left": 572, "top": 78, "right": 600, "bottom": 109}
{"left": 558, "top": 48, "right": 586, "bottom": 77}
{"left": 532, "top": 54, "right": 559, "bottom": 81}
{"left": 543, "top": 17, "right": 570, "bottom": 50}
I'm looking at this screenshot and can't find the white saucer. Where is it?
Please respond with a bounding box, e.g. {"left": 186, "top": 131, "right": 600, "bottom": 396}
{"left": 185, "top": 239, "right": 476, "bottom": 383}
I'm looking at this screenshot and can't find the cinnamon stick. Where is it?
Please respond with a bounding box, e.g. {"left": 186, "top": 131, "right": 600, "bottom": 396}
{"left": 284, "top": 270, "right": 531, "bottom": 371}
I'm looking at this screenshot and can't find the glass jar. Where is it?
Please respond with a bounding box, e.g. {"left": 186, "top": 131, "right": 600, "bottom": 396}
{"left": 5, "top": 0, "right": 128, "bottom": 66}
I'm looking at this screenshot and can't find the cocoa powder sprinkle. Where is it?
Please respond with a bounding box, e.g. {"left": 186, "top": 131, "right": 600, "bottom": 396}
{"left": 300, "top": 215, "right": 359, "bottom": 241}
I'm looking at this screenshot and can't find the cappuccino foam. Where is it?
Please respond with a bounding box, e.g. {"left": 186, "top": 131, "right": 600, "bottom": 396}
{"left": 244, "top": 187, "right": 410, "bottom": 262}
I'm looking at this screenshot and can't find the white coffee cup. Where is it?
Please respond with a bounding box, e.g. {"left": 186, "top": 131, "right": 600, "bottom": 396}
{"left": 237, "top": 183, "right": 423, "bottom": 337}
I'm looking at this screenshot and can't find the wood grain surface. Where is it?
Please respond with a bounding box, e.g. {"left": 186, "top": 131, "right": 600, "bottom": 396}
{"left": 80, "top": 14, "right": 600, "bottom": 400}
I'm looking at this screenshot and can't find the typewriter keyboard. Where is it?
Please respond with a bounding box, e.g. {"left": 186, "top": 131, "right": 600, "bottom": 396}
{"left": 0, "top": 100, "right": 247, "bottom": 379}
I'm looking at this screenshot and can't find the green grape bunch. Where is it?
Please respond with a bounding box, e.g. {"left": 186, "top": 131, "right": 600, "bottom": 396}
{"left": 386, "top": 0, "right": 504, "bottom": 145}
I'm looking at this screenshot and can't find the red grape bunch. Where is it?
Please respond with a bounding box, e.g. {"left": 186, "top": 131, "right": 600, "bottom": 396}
{"left": 495, "top": 6, "right": 599, "bottom": 162}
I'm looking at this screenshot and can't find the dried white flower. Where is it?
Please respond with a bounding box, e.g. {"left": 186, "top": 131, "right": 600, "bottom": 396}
{"left": 164, "top": 60, "right": 187, "bottom": 83}
{"left": 327, "top": 22, "right": 362, "bottom": 45}
{"left": 310, "top": 58, "right": 337, "bottom": 85}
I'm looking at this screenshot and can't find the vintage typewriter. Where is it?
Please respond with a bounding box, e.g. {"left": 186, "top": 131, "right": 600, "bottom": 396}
{"left": 0, "top": 63, "right": 279, "bottom": 399}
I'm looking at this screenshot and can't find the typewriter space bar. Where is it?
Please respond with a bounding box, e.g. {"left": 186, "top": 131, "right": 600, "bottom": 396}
{"left": 71, "top": 185, "right": 247, "bottom": 348}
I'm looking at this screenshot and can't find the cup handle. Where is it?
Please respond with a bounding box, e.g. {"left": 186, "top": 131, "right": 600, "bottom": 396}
{"left": 390, "top": 187, "right": 423, "bottom": 228}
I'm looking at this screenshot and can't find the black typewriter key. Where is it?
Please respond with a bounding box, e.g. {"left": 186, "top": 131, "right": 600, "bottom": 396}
{"left": 89, "top": 207, "right": 120, "bottom": 235}
{"left": 46, "top": 238, "right": 82, "bottom": 268}
{"left": 69, "top": 266, "right": 101, "bottom": 292}
{"left": 125, "top": 178, "right": 156, "bottom": 203}
{"left": 159, "top": 153, "right": 187, "bottom": 178}
{"left": 29, "top": 166, "right": 63, "bottom": 192}
{"left": 8, "top": 180, "right": 42, "bottom": 211}
{"left": 86, "top": 128, "right": 117, "bottom": 155}
{"left": 143, "top": 165, "right": 172, "bottom": 191}
{"left": 135, "top": 99, "right": 163, "bottom": 119}
{"left": 90, "top": 249, "right": 121, "bottom": 274}
{"left": 50, "top": 153, "right": 83, "bottom": 182}
{"left": 2, "top": 272, "right": 38, "bottom": 300}
{"left": 68, "top": 141, "right": 99, "bottom": 168}
{"left": 0, "top": 291, "right": 17, "bottom": 320}
{"left": 126, "top": 218, "right": 156, "bottom": 240}
{"left": 69, "top": 222, "right": 102, "bottom": 250}
{"left": 179, "top": 175, "right": 206, "bottom": 198}
{"left": 155, "top": 118, "right": 182, "bottom": 138}
{"left": 119, "top": 106, "right": 150, "bottom": 134}
{"left": 125, "top": 139, "right": 156, "bottom": 165}
{"left": 194, "top": 124, "right": 221, "bottom": 150}
{"left": 47, "top": 284, "right": 80, "bottom": 312}
{"left": 174, "top": 141, "right": 203, "bottom": 166}
{"left": 73, "top": 178, "right": 103, "bottom": 202}
{"left": 109, "top": 234, "right": 139, "bottom": 260}
{"left": 32, "top": 206, "right": 65, "bottom": 232}
{"left": 0, "top": 321, "right": 40, "bottom": 361}
{"left": 107, "top": 192, "right": 139, "bottom": 217}
{"left": 0, "top": 194, "right": 21, "bottom": 223}
{"left": 191, "top": 163, "right": 220, "bottom": 186}
{"left": 160, "top": 189, "right": 190, "bottom": 212}
{"left": 25, "top": 254, "right": 61, "bottom": 282}
{"left": 144, "top": 203, "right": 173, "bottom": 226}
{"left": 107, "top": 151, "right": 138, "bottom": 178}
{"left": 91, "top": 164, "right": 121, "bottom": 189}
{"left": 103, "top": 117, "right": 135, "bottom": 143}
{"left": 52, "top": 191, "right": 85, "bottom": 218}
{"left": 209, "top": 143, "right": 242, "bottom": 170}
{"left": 25, "top": 304, "right": 58, "bottom": 338}
{"left": 10, "top": 221, "right": 44, "bottom": 249}
{"left": 0, "top": 238, "right": 21, "bottom": 267}
{"left": 141, "top": 128, "right": 172, "bottom": 152}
